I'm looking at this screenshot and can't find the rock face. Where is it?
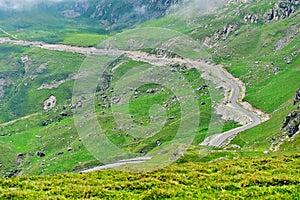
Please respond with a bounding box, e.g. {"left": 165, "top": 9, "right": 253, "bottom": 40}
{"left": 43, "top": 95, "right": 57, "bottom": 111}
{"left": 294, "top": 87, "right": 300, "bottom": 105}
{"left": 204, "top": 0, "right": 298, "bottom": 48}
{"left": 54, "top": 0, "right": 181, "bottom": 30}
{"left": 0, "top": 78, "right": 6, "bottom": 99}
{"left": 271, "top": 86, "right": 300, "bottom": 151}
{"left": 203, "top": 24, "right": 237, "bottom": 48}
{"left": 281, "top": 86, "right": 300, "bottom": 137}
{"left": 242, "top": 0, "right": 299, "bottom": 24}
{"left": 244, "top": 13, "right": 259, "bottom": 23}
{"left": 263, "top": 0, "right": 299, "bottom": 22}
{"left": 282, "top": 111, "right": 300, "bottom": 137}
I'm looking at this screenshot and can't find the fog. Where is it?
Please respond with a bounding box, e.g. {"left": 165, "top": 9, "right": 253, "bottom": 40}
{"left": 0, "top": 0, "right": 225, "bottom": 12}
{"left": 175, "top": 0, "right": 225, "bottom": 18}
{"left": 0, "top": 0, "right": 65, "bottom": 10}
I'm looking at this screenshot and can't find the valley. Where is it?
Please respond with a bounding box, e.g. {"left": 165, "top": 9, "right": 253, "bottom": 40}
{"left": 0, "top": 36, "right": 264, "bottom": 173}
{"left": 0, "top": 0, "right": 299, "bottom": 199}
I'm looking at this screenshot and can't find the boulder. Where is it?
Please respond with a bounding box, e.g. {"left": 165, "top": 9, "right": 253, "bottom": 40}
{"left": 43, "top": 95, "right": 57, "bottom": 111}
{"left": 37, "top": 152, "right": 45, "bottom": 157}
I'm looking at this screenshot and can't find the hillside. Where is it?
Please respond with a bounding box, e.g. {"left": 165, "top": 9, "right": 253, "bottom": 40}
{"left": 0, "top": 0, "right": 180, "bottom": 43}
{"left": 1, "top": 153, "right": 300, "bottom": 199}
{"left": 0, "top": 1, "right": 299, "bottom": 198}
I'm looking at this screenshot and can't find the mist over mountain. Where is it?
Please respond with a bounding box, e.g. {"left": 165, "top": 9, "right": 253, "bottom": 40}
{"left": 0, "top": 0, "right": 184, "bottom": 32}
{"left": 0, "top": 0, "right": 64, "bottom": 10}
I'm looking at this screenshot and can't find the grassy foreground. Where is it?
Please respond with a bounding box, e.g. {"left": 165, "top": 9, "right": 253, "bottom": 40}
{"left": 0, "top": 153, "right": 300, "bottom": 199}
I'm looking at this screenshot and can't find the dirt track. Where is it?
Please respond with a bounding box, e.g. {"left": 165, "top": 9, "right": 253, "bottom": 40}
{"left": 0, "top": 37, "right": 269, "bottom": 148}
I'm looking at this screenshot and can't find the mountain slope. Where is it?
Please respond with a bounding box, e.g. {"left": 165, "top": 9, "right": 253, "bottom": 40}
{"left": 0, "top": 0, "right": 181, "bottom": 43}
{"left": 0, "top": 0, "right": 299, "bottom": 177}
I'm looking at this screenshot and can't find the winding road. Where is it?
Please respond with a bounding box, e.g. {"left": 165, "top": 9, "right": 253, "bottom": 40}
{"left": 0, "top": 37, "right": 268, "bottom": 149}
{"left": 81, "top": 157, "right": 152, "bottom": 173}
{"left": 197, "top": 62, "right": 262, "bottom": 147}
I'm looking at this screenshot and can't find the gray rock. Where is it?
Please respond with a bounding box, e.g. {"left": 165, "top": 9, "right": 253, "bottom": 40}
{"left": 37, "top": 152, "right": 45, "bottom": 157}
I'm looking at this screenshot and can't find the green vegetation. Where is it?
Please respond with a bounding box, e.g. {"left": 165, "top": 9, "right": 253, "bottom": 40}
{"left": 220, "top": 16, "right": 300, "bottom": 113}
{"left": 0, "top": 55, "right": 238, "bottom": 176}
{"left": 0, "top": 44, "right": 85, "bottom": 122}
{"left": 0, "top": 8, "right": 107, "bottom": 44}
{"left": 0, "top": 3, "right": 299, "bottom": 198}
{"left": 62, "top": 33, "right": 109, "bottom": 47}
{"left": 1, "top": 153, "right": 300, "bottom": 199}
{"left": 231, "top": 98, "right": 300, "bottom": 151}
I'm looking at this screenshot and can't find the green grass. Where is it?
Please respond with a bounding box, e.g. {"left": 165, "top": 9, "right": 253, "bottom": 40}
{"left": 0, "top": 44, "right": 85, "bottom": 122}
{"left": 231, "top": 98, "right": 299, "bottom": 151}
{"left": 0, "top": 56, "right": 238, "bottom": 176}
{"left": 213, "top": 13, "right": 300, "bottom": 113}
{"left": 0, "top": 153, "right": 300, "bottom": 199}
{"left": 0, "top": 0, "right": 299, "bottom": 179}
{"left": 62, "top": 33, "right": 109, "bottom": 47}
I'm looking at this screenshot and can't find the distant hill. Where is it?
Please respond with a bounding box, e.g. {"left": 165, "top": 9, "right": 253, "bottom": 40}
{"left": 0, "top": 0, "right": 181, "bottom": 35}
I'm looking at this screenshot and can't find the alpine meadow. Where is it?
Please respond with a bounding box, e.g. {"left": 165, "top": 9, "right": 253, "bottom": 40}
{"left": 0, "top": 0, "right": 299, "bottom": 199}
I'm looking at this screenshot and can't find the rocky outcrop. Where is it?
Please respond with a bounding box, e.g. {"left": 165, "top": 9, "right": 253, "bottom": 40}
{"left": 242, "top": 0, "right": 299, "bottom": 24}
{"left": 271, "top": 86, "right": 300, "bottom": 151}
{"left": 203, "top": 24, "right": 237, "bottom": 48}
{"left": 294, "top": 87, "right": 300, "bottom": 105}
{"left": 282, "top": 111, "right": 300, "bottom": 137}
{"left": 226, "top": 0, "right": 256, "bottom": 5}
{"left": 243, "top": 13, "right": 259, "bottom": 23}
{"left": 263, "top": 0, "right": 299, "bottom": 22}
{"left": 0, "top": 78, "right": 6, "bottom": 99}
{"left": 281, "top": 86, "right": 300, "bottom": 137}
{"left": 43, "top": 95, "right": 57, "bottom": 111}
{"left": 55, "top": 0, "right": 181, "bottom": 30}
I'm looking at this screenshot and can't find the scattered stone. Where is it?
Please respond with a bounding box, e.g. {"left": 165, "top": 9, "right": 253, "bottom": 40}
{"left": 16, "top": 153, "right": 26, "bottom": 166}
{"left": 146, "top": 89, "right": 155, "bottom": 94}
{"left": 284, "top": 57, "right": 292, "bottom": 64}
{"left": 244, "top": 13, "right": 259, "bottom": 23}
{"left": 263, "top": 151, "right": 270, "bottom": 154}
{"left": 140, "top": 149, "right": 147, "bottom": 155}
{"left": 60, "top": 112, "right": 68, "bottom": 117}
{"left": 112, "top": 97, "right": 120, "bottom": 104}
{"left": 5, "top": 169, "right": 20, "bottom": 178}
{"left": 37, "top": 152, "right": 45, "bottom": 157}
{"left": 197, "top": 84, "right": 209, "bottom": 91}
{"left": 156, "top": 140, "right": 161, "bottom": 146}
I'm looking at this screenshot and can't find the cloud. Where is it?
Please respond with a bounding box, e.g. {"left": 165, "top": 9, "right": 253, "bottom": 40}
{"left": 173, "top": 0, "right": 225, "bottom": 18}
{"left": 0, "top": 0, "right": 65, "bottom": 10}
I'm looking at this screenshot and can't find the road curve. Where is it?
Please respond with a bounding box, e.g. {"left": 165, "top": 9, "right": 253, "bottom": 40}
{"left": 0, "top": 37, "right": 267, "bottom": 148}
{"left": 198, "top": 62, "right": 262, "bottom": 147}
{"left": 80, "top": 157, "right": 152, "bottom": 173}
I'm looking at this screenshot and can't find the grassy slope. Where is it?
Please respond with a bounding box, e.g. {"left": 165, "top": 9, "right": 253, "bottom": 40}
{"left": 0, "top": 0, "right": 299, "bottom": 180}
{"left": 0, "top": 6, "right": 107, "bottom": 44}
{"left": 0, "top": 153, "right": 300, "bottom": 199}
{"left": 0, "top": 44, "right": 85, "bottom": 122}
{"left": 0, "top": 57, "right": 240, "bottom": 176}
{"left": 139, "top": 0, "right": 300, "bottom": 154}
{"left": 231, "top": 99, "right": 300, "bottom": 151}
